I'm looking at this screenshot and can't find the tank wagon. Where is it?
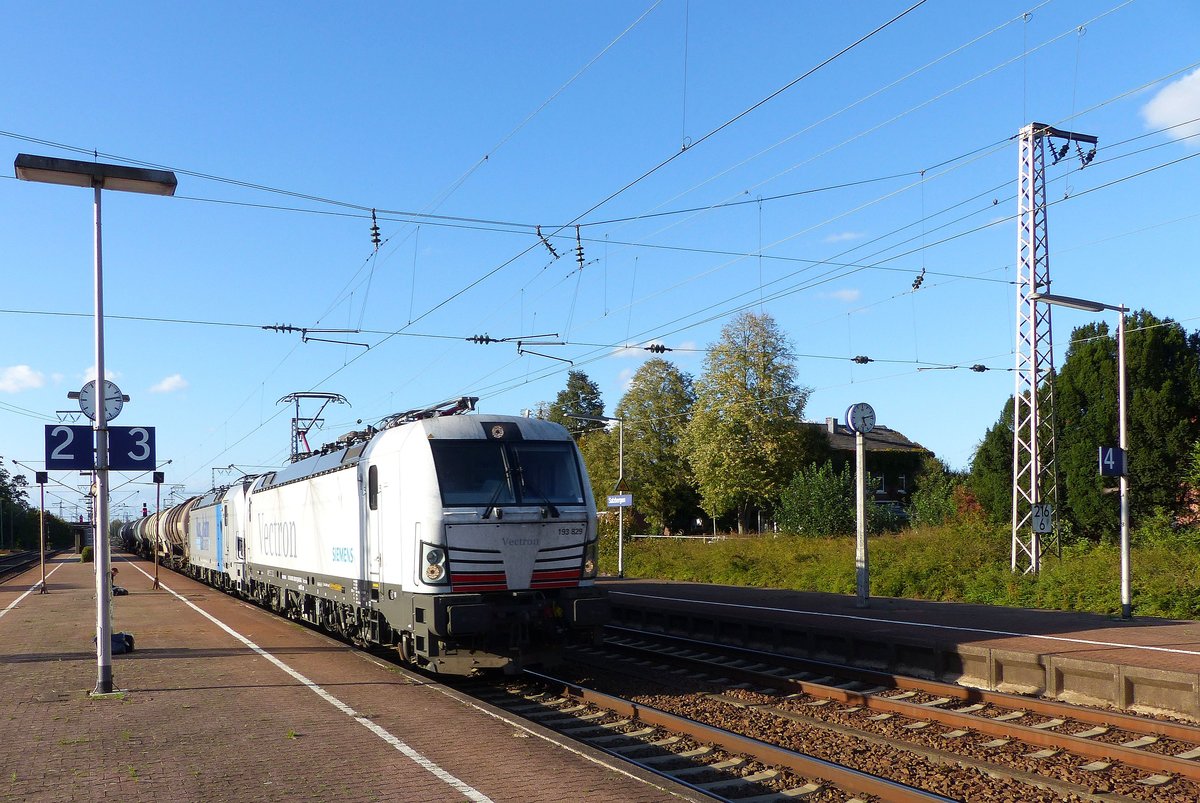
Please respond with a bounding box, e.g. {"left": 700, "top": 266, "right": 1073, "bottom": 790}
{"left": 121, "top": 399, "right": 608, "bottom": 673}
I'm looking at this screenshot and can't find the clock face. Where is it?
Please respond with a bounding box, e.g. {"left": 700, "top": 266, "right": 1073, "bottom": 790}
{"left": 79, "top": 379, "right": 124, "bottom": 422}
{"left": 847, "top": 402, "right": 875, "bottom": 434}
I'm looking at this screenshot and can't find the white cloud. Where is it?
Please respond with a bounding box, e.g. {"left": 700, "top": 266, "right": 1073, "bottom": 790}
{"left": 0, "top": 365, "right": 45, "bottom": 393}
{"left": 824, "top": 231, "right": 865, "bottom": 243}
{"left": 827, "top": 288, "right": 861, "bottom": 302}
{"left": 1142, "top": 68, "right": 1200, "bottom": 146}
{"left": 81, "top": 366, "right": 121, "bottom": 383}
{"left": 618, "top": 368, "right": 635, "bottom": 390}
{"left": 150, "top": 373, "right": 189, "bottom": 393}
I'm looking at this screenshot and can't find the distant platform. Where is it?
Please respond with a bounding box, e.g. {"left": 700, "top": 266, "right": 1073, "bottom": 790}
{"left": 600, "top": 578, "right": 1200, "bottom": 721}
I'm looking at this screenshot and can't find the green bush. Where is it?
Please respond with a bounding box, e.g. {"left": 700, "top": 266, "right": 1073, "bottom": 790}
{"left": 776, "top": 461, "right": 856, "bottom": 536}
{"left": 608, "top": 521, "right": 1200, "bottom": 619}
{"left": 80, "top": 546, "right": 94, "bottom": 563}
{"left": 909, "top": 472, "right": 956, "bottom": 528}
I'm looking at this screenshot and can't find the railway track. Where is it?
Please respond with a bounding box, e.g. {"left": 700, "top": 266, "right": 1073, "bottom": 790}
{"left": 468, "top": 669, "right": 958, "bottom": 802}
{"left": 550, "top": 627, "right": 1200, "bottom": 801}
{"left": 0, "top": 550, "right": 50, "bottom": 581}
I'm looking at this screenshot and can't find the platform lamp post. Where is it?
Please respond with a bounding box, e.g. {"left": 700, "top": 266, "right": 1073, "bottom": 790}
{"left": 571, "top": 413, "right": 625, "bottom": 578}
{"left": 15, "top": 154, "right": 177, "bottom": 694}
{"left": 1030, "top": 292, "right": 1131, "bottom": 619}
{"left": 36, "top": 472, "right": 48, "bottom": 594}
{"left": 152, "top": 471, "right": 164, "bottom": 590}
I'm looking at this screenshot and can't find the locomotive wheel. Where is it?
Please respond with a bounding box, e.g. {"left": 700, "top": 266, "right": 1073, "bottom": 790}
{"left": 397, "top": 632, "right": 415, "bottom": 665}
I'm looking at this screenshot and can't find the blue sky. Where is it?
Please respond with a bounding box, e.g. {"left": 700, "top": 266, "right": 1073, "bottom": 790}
{"left": 3, "top": 1, "right": 1199, "bottom": 520}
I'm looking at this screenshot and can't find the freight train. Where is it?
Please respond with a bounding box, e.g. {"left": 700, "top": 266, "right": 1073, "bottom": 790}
{"left": 120, "top": 398, "right": 609, "bottom": 673}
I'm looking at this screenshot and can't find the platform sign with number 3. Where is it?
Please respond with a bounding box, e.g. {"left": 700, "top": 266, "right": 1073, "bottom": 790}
{"left": 108, "top": 426, "right": 156, "bottom": 471}
{"left": 1031, "top": 503, "right": 1054, "bottom": 534}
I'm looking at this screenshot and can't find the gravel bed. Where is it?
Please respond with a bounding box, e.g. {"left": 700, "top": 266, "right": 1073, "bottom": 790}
{"left": 559, "top": 660, "right": 1200, "bottom": 802}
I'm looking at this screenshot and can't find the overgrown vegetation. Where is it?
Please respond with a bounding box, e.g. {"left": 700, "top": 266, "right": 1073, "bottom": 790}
{"left": 599, "top": 521, "right": 1200, "bottom": 619}
{"left": 0, "top": 457, "right": 77, "bottom": 551}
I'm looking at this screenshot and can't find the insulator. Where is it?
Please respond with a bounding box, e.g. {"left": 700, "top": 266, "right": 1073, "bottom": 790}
{"left": 852, "top": 355, "right": 873, "bottom": 364}
{"left": 970, "top": 364, "right": 988, "bottom": 372}
{"left": 536, "top": 225, "right": 560, "bottom": 259}
{"left": 468, "top": 334, "right": 496, "bottom": 345}
{"left": 645, "top": 343, "right": 671, "bottom": 353}
{"left": 370, "top": 209, "right": 381, "bottom": 249}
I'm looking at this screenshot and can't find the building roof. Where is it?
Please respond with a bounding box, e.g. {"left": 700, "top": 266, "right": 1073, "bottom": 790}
{"left": 807, "top": 418, "right": 930, "bottom": 455}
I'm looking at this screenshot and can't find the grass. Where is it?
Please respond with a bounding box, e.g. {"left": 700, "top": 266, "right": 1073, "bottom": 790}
{"left": 600, "top": 521, "right": 1200, "bottom": 619}
{"left": 285, "top": 729, "right": 298, "bottom": 740}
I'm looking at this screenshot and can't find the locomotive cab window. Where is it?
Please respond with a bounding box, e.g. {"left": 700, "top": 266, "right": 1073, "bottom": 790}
{"left": 368, "top": 465, "right": 379, "bottom": 510}
{"left": 429, "top": 441, "right": 583, "bottom": 507}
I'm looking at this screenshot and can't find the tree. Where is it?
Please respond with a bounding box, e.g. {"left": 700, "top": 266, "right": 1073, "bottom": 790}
{"left": 614, "top": 358, "right": 697, "bottom": 533}
{"left": 968, "top": 395, "right": 1015, "bottom": 525}
{"left": 546, "top": 370, "right": 605, "bottom": 437}
{"left": 1055, "top": 312, "right": 1200, "bottom": 536}
{"left": 909, "top": 457, "right": 958, "bottom": 528}
{"left": 682, "top": 311, "right": 815, "bottom": 533}
{"left": 969, "top": 312, "right": 1200, "bottom": 538}
{"left": 0, "top": 457, "right": 33, "bottom": 549}
{"left": 577, "top": 428, "right": 619, "bottom": 516}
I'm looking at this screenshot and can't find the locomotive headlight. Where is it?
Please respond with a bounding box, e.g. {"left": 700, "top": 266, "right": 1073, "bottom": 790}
{"left": 582, "top": 539, "right": 598, "bottom": 579}
{"left": 422, "top": 544, "right": 448, "bottom": 584}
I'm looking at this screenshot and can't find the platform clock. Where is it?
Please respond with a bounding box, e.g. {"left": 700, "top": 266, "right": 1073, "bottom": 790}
{"left": 78, "top": 379, "right": 125, "bottom": 422}
{"left": 845, "top": 402, "right": 875, "bottom": 434}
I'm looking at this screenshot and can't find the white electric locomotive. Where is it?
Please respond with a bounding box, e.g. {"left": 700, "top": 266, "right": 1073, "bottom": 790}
{"left": 122, "top": 399, "right": 609, "bottom": 673}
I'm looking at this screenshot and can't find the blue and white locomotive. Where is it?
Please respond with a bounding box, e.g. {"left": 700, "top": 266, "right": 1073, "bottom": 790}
{"left": 122, "top": 398, "right": 609, "bottom": 673}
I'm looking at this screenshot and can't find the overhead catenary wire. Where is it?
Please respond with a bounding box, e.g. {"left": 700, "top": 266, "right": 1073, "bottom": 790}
{"left": 456, "top": 140, "right": 1200, "bottom": 408}
{"left": 8, "top": 6, "right": 1196, "bottom": 486}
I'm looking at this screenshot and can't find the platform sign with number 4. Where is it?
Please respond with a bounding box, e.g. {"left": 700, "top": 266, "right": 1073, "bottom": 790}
{"left": 1031, "top": 503, "right": 1054, "bottom": 534}
{"left": 1099, "top": 446, "right": 1127, "bottom": 477}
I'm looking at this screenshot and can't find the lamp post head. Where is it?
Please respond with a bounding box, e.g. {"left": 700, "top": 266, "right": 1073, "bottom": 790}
{"left": 15, "top": 154, "right": 177, "bottom": 196}
{"left": 1030, "top": 291, "right": 1126, "bottom": 314}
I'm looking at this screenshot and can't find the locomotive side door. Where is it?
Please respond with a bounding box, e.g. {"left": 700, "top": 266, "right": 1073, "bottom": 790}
{"left": 361, "top": 460, "right": 383, "bottom": 603}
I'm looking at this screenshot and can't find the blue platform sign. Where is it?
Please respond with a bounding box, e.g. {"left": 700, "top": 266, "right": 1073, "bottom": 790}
{"left": 108, "top": 426, "right": 156, "bottom": 471}
{"left": 1099, "top": 446, "right": 1127, "bottom": 477}
{"left": 45, "top": 425, "right": 95, "bottom": 470}
{"left": 606, "top": 494, "right": 633, "bottom": 508}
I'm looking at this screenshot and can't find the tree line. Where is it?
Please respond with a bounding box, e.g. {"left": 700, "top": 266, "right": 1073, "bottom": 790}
{"left": 539, "top": 308, "right": 1200, "bottom": 541}
{"left": 969, "top": 311, "right": 1200, "bottom": 540}
{"left": 0, "top": 458, "right": 77, "bottom": 551}
{"left": 545, "top": 312, "right": 842, "bottom": 534}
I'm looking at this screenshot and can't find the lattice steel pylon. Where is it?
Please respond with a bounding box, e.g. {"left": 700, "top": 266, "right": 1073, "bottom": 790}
{"left": 1011, "top": 123, "right": 1097, "bottom": 574}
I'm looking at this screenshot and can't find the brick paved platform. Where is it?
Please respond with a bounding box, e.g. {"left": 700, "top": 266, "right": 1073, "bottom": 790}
{"left": 0, "top": 555, "right": 699, "bottom": 803}
{"left": 602, "top": 578, "right": 1200, "bottom": 721}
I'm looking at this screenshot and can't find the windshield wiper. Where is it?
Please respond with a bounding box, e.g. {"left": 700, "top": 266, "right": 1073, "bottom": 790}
{"left": 482, "top": 468, "right": 514, "bottom": 520}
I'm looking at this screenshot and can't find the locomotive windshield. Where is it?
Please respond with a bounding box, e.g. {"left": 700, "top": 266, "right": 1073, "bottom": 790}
{"left": 430, "top": 440, "right": 585, "bottom": 507}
